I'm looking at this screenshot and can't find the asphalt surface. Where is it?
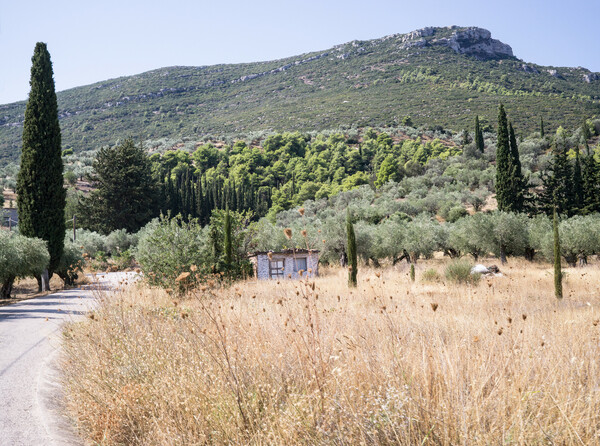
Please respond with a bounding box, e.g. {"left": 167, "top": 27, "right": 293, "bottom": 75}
{"left": 0, "top": 271, "right": 137, "bottom": 446}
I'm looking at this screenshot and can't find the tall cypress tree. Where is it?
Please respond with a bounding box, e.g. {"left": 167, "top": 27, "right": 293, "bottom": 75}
{"left": 224, "top": 206, "right": 233, "bottom": 267}
{"left": 537, "top": 130, "right": 573, "bottom": 216}
{"left": 346, "top": 212, "right": 357, "bottom": 287}
{"left": 495, "top": 104, "right": 512, "bottom": 212}
{"left": 474, "top": 115, "right": 484, "bottom": 153}
{"left": 572, "top": 146, "right": 584, "bottom": 213}
{"left": 540, "top": 117, "right": 545, "bottom": 138}
{"left": 17, "top": 43, "right": 65, "bottom": 288}
{"left": 553, "top": 207, "right": 563, "bottom": 299}
{"left": 508, "top": 122, "right": 526, "bottom": 212}
{"left": 581, "top": 119, "right": 591, "bottom": 141}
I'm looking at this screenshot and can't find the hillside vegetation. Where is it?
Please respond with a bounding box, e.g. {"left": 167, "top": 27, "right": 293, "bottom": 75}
{"left": 1, "top": 25, "right": 599, "bottom": 163}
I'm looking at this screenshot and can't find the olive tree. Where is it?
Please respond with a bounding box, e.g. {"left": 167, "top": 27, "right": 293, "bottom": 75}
{"left": 557, "top": 215, "right": 600, "bottom": 266}
{"left": 0, "top": 231, "right": 50, "bottom": 298}
{"left": 402, "top": 215, "right": 444, "bottom": 263}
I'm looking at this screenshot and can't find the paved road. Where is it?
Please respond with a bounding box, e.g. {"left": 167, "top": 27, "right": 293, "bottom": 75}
{"left": 0, "top": 272, "right": 137, "bottom": 446}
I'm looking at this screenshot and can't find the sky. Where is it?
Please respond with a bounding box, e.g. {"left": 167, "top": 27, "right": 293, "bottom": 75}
{"left": 1, "top": 0, "right": 599, "bottom": 104}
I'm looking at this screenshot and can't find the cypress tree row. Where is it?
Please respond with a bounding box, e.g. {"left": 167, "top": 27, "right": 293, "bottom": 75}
{"left": 16, "top": 42, "right": 65, "bottom": 289}
{"left": 474, "top": 115, "right": 484, "bottom": 153}
{"left": 158, "top": 169, "right": 270, "bottom": 227}
{"left": 346, "top": 212, "right": 357, "bottom": 287}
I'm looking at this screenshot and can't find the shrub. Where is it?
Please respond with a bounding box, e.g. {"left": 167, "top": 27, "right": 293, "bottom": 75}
{"left": 105, "top": 229, "right": 137, "bottom": 256}
{"left": 112, "top": 249, "right": 135, "bottom": 270}
{"left": 57, "top": 241, "right": 85, "bottom": 286}
{"left": 74, "top": 229, "right": 107, "bottom": 258}
{"left": 445, "top": 260, "right": 480, "bottom": 285}
{"left": 446, "top": 206, "right": 468, "bottom": 223}
{"left": 421, "top": 268, "right": 441, "bottom": 283}
{"left": 135, "top": 216, "right": 211, "bottom": 289}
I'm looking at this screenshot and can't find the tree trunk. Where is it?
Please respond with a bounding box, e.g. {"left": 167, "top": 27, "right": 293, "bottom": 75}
{"left": 564, "top": 254, "right": 577, "bottom": 268}
{"left": 499, "top": 244, "right": 507, "bottom": 265}
{"left": 370, "top": 257, "right": 381, "bottom": 268}
{"left": 40, "top": 269, "right": 51, "bottom": 292}
{"left": 524, "top": 247, "right": 535, "bottom": 262}
{"left": 1, "top": 276, "right": 15, "bottom": 298}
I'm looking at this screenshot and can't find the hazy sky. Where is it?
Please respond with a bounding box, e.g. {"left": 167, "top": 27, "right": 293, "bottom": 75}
{"left": 1, "top": 0, "right": 599, "bottom": 104}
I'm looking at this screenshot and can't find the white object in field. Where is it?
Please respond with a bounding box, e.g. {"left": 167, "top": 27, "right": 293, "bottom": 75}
{"left": 471, "top": 264, "right": 489, "bottom": 275}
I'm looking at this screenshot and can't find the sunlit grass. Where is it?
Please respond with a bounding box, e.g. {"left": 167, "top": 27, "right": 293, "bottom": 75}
{"left": 62, "top": 259, "right": 600, "bottom": 445}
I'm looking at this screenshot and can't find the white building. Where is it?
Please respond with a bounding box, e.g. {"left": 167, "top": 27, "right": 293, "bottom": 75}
{"left": 249, "top": 249, "right": 319, "bottom": 280}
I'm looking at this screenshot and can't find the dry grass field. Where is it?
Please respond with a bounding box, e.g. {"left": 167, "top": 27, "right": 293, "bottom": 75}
{"left": 62, "top": 260, "right": 600, "bottom": 445}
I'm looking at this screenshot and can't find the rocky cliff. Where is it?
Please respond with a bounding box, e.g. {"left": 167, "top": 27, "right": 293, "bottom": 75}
{"left": 398, "top": 26, "right": 514, "bottom": 60}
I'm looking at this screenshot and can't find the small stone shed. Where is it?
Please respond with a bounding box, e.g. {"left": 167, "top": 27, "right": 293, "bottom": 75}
{"left": 249, "top": 249, "right": 319, "bottom": 280}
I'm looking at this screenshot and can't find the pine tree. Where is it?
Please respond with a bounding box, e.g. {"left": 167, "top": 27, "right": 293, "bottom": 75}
{"left": 474, "top": 115, "right": 484, "bottom": 153}
{"left": 78, "top": 139, "right": 159, "bottom": 233}
{"left": 346, "top": 212, "right": 357, "bottom": 287}
{"left": 495, "top": 104, "right": 512, "bottom": 212}
{"left": 16, "top": 42, "right": 65, "bottom": 288}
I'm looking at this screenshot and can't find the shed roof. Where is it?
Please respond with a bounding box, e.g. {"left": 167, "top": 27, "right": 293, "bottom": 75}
{"left": 248, "top": 248, "right": 320, "bottom": 257}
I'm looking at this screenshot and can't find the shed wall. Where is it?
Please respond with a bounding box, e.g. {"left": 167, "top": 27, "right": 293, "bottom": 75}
{"left": 254, "top": 252, "right": 319, "bottom": 280}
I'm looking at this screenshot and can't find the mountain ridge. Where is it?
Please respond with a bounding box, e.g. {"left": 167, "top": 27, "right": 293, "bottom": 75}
{"left": 1, "top": 25, "right": 598, "bottom": 163}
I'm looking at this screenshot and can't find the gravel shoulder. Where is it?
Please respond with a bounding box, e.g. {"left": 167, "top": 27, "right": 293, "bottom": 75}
{"left": 0, "top": 271, "right": 137, "bottom": 446}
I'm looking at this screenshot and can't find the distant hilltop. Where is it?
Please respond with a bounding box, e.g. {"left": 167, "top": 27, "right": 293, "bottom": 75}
{"left": 1, "top": 25, "right": 598, "bottom": 163}
{"left": 397, "top": 26, "right": 514, "bottom": 60}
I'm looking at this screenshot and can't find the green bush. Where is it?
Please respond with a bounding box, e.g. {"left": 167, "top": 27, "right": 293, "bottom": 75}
{"left": 446, "top": 206, "right": 468, "bottom": 223}
{"left": 445, "top": 260, "right": 480, "bottom": 285}
{"left": 57, "top": 241, "right": 85, "bottom": 286}
{"left": 135, "top": 216, "right": 211, "bottom": 289}
{"left": 421, "top": 268, "right": 441, "bottom": 283}
{"left": 105, "top": 229, "right": 138, "bottom": 256}
{"left": 74, "top": 229, "right": 107, "bottom": 258}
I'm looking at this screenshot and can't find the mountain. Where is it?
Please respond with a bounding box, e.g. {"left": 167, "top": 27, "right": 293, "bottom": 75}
{"left": 1, "top": 25, "right": 599, "bottom": 163}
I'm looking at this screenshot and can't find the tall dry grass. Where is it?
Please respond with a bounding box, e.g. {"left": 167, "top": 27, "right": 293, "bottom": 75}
{"left": 62, "top": 260, "right": 600, "bottom": 445}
